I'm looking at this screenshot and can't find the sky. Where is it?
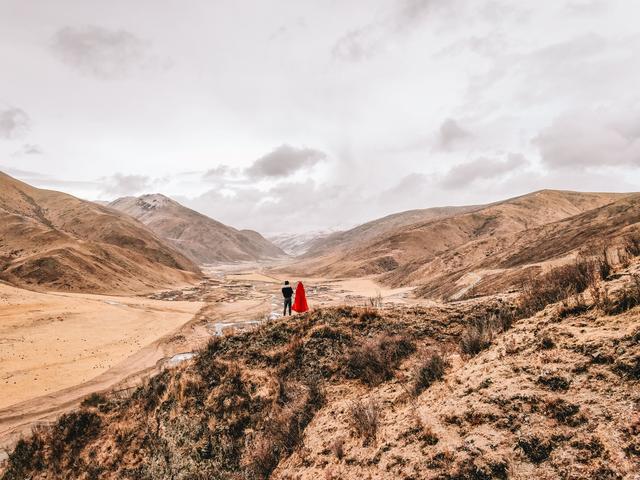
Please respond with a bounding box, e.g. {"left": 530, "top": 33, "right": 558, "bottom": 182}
{"left": 1, "top": 0, "right": 640, "bottom": 234}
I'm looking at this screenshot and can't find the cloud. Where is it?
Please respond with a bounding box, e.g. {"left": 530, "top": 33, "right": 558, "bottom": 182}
{"left": 441, "top": 153, "right": 528, "bottom": 188}
{"left": 51, "top": 26, "right": 158, "bottom": 79}
{"left": 1, "top": 166, "right": 102, "bottom": 191}
{"left": 11, "top": 143, "right": 43, "bottom": 156}
{"left": 0, "top": 108, "right": 30, "bottom": 139}
{"left": 331, "top": 0, "right": 462, "bottom": 63}
{"left": 437, "top": 118, "right": 471, "bottom": 149}
{"left": 101, "top": 173, "right": 154, "bottom": 196}
{"left": 203, "top": 165, "right": 232, "bottom": 180}
{"left": 245, "top": 145, "right": 327, "bottom": 179}
{"left": 332, "top": 26, "right": 381, "bottom": 62}
{"left": 534, "top": 109, "right": 640, "bottom": 169}
{"left": 22, "top": 144, "right": 43, "bottom": 154}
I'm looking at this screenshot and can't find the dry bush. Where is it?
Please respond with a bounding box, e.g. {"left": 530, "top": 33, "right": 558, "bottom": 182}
{"left": 345, "top": 334, "right": 415, "bottom": 386}
{"left": 331, "top": 437, "right": 345, "bottom": 460}
{"left": 624, "top": 234, "right": 640, "bottom": 258}
{"left": 347, "top": 398, "right": 380, "bottom": 446}
{"left": 368, "top": 291, "right": 383, "bottom": 308}
{"left": 517, "top": 434, "right": 557, "bottom": 464}
{"left": 242, "top": 434, "right": 278, "bottom": 480}
{"left": 605, "top": 274, "right": 640, "bottom": 315}
{"left": 539, "top": 334, "right": 555, "bottom": 350}
{"left": 80, "top": 392, "right": 108, "bottom": 408}
{"left": 518, "top": 258, "right": 598, "bottom": 317}
{"left": 413, "top": 351, "right": 447, "bottom": 395}
{"left": 460, "top": 319, "right": 494, "bottom": 356}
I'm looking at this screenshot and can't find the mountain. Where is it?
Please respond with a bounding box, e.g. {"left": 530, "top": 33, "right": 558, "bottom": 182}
{"left": 108, "top": 194, "right": 285, "bottom": 264}
{"left": 291, "top": 190, "right": 630, "bottom": 299}
{"left": 269, "top": 230, "right": 337, "bottom": 256}
{"left": 303, "top": 205, "right": 481, "bottom": 257}
{"left": 0, "top": 172, "right": 201, "bottom": 294}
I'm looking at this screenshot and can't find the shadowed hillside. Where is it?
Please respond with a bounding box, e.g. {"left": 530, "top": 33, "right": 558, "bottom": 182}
{"left": 0, "top": 172, "right": 201, "bottom": 294}
{"left": 109, "top": 194, "right": 285, "bottom": 264}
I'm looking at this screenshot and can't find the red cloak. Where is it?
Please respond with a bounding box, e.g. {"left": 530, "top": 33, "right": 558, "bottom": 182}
{"left": 292, "top": 281, "right": 309, "bottom": 313}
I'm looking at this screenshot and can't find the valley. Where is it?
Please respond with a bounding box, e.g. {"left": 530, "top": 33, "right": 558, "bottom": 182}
{"left": 0, "top": 261, "right": 415, "bottom": 462}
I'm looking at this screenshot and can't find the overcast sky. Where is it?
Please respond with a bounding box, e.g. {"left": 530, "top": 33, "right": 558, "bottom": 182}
{"left": 2, "top": 0, "right": 640, "bottom": 234}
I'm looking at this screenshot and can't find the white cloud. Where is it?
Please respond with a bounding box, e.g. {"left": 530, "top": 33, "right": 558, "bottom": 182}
{"left": 0, "top": 108, "right": 30, "bottom": 139}
{"left": 534, "top": 108, "right": 640, "bottom": 168}
{"left": 50, "top": 26, "right": 161, "bottom": 79}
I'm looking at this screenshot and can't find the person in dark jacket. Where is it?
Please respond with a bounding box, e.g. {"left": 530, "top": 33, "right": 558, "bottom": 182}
{"left": 282, "top": 280, "right": 294, "bottom": 316}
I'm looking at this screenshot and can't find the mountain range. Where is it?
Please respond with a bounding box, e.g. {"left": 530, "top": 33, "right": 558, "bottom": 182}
{"left": 108, "top": 194, "right": 284, "bottom": 264}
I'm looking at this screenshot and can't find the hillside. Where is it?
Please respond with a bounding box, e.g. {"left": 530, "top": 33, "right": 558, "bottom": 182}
{"left": 303, "top": 205, "right": 481, "bottom": 257}
{"left": 3, "top": 253, "right": 639, "bottom": 479}
{"left": 292, "top": 190, "right": 629, "bottom": 299}
{"left": 109, "top": 194, "right": 284, "bottom": 264}
{"left": 269, "top": 230, "right": 336, "bottom": 256}
{"left": 0, "top": 172, "right": 201, "bottom": 294}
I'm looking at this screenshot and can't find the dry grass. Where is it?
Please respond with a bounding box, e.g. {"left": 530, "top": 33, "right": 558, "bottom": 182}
{"left": 413, "top": 352, "right": 447, "bottom": 395}
{"left": 347, "top": 398, "right": 380, "bottom": 446}
{"left": 345, "top": 334, "right": 415, "bottom": 386}
{"left": 459, "top": 318, "right": 494, "bottom": 356}
{"left": 517, "top": 257, "right": 598, "bottom": 317}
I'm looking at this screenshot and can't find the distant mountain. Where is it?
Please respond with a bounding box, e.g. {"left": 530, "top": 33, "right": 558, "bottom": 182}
{"left": 0, "top": 172, "right": 201, "bottom": 293}
{"left": 303, "top": 205, "right": 482, "bottom": 257}
{"left": 289, "top": 190, "right": 631, "bottom": 299}
{"left": 269, "top": 230, "right": 337, "bottom": 256}
{"left": 108, "top": 194, "right": 285, "bottom": 264}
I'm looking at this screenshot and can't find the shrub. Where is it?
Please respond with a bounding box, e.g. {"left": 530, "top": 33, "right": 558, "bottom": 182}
{"left": 517, "top": 258, "right": 598, "bottom": 317}
{"left": 368, "top": 292, "right": 383, "bottom": 308}
{"left": 544, "top": 399, "right": 585, "bottom": 426}
{"left": 81, "top": 392, "right": 108, "bottom": 408}
{"left": 347, "top": 398, "right": 380, "bottom": 446}
{"left": 625, "top": 234, "right": 640, "bottom": 257}
{"left": 345, "top": 334, "right": 414, "bottom": 386}
{"left": 242, "top": 434, "right": 278, "bottom": 480}
{"left": 517, "top": 435, "right": 556, "bottom": 463}
{"left": 331, "top": 437, "right": 345, "bottom": 460}
{"left": 537, "top": 374, "right": 571, "bottom": 392}
{"left": 413, "top": 352, "right": 447, "bottom": 395}
{"left": 605, "top": 274, "right": 640, "bottom": 315}
{"left": 539, "top": 335, "right": 555, "bottom": 350}
{"left": 459, "top": 319, "right": 494, "bottom": 356}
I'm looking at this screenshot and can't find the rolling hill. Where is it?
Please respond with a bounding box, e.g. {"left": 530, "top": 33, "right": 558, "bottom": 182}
{"left": 289, "top": 190, "right": 632, "bottom": 299}
{"left": 0, "top": 172, "right": 201, "bottom": 294}
{"left": 108, "top": 194, "right": 285, "bottom": 264}
{"left": 303, "top": 205, "right": 481, "bottom": 257}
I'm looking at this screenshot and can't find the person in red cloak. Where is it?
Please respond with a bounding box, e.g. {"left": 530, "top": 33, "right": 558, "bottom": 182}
{"left": 292, "top": 281, "right": 309, "bottom": 313}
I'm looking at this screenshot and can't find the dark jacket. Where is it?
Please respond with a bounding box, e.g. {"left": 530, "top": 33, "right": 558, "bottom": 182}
{"left": 282, "top": 286, "right": 293, "bottom": 299}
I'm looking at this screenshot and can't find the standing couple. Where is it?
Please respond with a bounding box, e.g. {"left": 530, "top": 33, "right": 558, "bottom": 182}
{"left": 282, "top": 280, "right": 308, "bottom": 316}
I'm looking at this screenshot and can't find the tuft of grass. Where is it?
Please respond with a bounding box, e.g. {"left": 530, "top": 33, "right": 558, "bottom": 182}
{"left": 605, "top": 274, "right": 640, "bottom": 315}
{"left": 331, "top": 437, "right": 345, "bottom": 460}
{"left": 347, "top": 398, "right": 380, "bottom": 446}
{"left": 517, "top": 258, "right": 598, "bottom": 317}
{"left": 517, "top": 435, "right": 556, "bottom": 464}
{"left": 413, "top": 352, "right": 447, "bottom": 395}
{"left": 459, "top": 319, "right": 494, "bottom": 356}
{"left": 80, "top": 392, "right": 108, "bottom": 408}
{"left": 345, "top": 334, "right": 414, "bottom": 386}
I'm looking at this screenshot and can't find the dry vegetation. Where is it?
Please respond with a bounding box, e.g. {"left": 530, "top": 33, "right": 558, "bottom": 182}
{"left": 3, "top": 248, "right": 640, "bottom": 478}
